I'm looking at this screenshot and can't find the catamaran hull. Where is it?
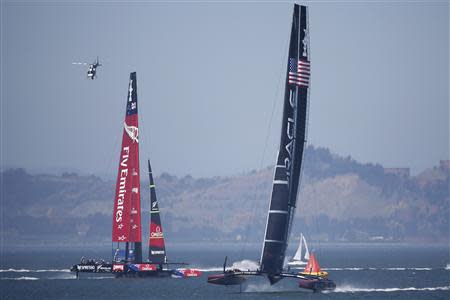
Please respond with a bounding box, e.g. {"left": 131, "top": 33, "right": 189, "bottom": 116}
{"left": 112, "top": 263, "right": 174, "bottom": 277}
{"left": 207, "top": 273, "right": 247, "bottom": 285}
{"left": 71, "top": 263, "right": 113, "bottom": 273}
{"left": 70, "top": 263, "right": 190, "bottom": 278}
{"left": 298, "top": 277, "right": 336, "bottom": 292}
{"left": 207, "top": 270, "right": 336, "bottom": 292}
{"left": 71, "top": 267, "right": 174, "bottom": 278}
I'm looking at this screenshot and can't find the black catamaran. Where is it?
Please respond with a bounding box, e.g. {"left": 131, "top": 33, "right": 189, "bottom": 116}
{"left": 207, "top": 4, "right": 335, "bottom": 292}
{"left": 70, "top": 73, "right": 200, "bottom": 278}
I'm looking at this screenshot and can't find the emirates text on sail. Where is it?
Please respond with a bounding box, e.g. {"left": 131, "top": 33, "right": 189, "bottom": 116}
{"left": 115, "top": 146, "right": 130, "bottom": 223}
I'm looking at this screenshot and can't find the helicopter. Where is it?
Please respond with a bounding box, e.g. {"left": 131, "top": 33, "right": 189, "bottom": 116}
{"left": 72, "top": 57, "right": 102, "bottom": 80}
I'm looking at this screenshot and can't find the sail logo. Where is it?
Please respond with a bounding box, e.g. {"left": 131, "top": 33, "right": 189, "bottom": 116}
{"left": 128, "top": 79, "right": 133, "bottom": 102}
{"left": 302, "top": 28, "right": 309, "bottom": 58}
{"left": 152, "top": 201, "right": 158, "bottom": 209}
{"left": 284, "top": 91, "right": 295, "bottom": 181}
{"left": 124, "top": 122, "right": 139, "bottom": 143}
{"left": 115, "top": 146, "right": 129, "bottom": 223}
{"left": 151, "top": 226, "right": 163, "bottom": 238}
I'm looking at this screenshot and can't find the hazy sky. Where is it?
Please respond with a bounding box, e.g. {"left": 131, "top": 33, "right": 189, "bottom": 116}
{"left": 1, "top": 0, "right": 448, "bottom": 177}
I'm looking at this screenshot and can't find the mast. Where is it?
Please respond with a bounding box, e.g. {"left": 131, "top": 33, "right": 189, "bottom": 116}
{"left": 147, "top": 159, "right": 167, "bottom": 265}
{"left": 112, "top": 72, "right": 143, "bottom": 263}
{"left": 260, "top": 4, "right": 310, "bottom": 283}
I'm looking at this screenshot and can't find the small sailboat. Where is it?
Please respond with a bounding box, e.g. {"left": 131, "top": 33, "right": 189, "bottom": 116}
{"left": 298, "top": 253, "right": 335, "bottom": 292}
{"left": 300, "top": 252, "right": 328, "bottom": 278}
{"left": 207, "top": 4, "right": 335, "bottom": 292}
{"left": 288, "top": 234, "right": 310, "bottom": 266}
{"left": 70, "top": 73, "right": 200, "bottom": 278}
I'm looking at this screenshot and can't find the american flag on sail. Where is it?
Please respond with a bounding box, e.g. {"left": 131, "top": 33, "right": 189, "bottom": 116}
{"left": 288, "top": 58, "right": 310, "bottom": 87}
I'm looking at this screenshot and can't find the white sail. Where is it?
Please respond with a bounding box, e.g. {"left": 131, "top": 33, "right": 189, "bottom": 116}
{"left": 288, "top": 234, "right": 309, "bottom": 266}
{"left": 303, "top": 235, "right": 310, "bottom": 260}
{"left": 292, "top": 234, "right": 304, "bottom": 261}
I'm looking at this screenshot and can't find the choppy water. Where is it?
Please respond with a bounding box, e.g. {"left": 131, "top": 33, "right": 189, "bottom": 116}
{"left": 1, "top": 244, "right": 449, "bottom": 299}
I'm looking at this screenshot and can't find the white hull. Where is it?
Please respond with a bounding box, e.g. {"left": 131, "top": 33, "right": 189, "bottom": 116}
{"left": 287, "top": 260, "right": 307, "bottom": 266}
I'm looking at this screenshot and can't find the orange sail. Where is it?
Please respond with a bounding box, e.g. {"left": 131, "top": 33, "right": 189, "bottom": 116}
{"left": 301, "top": 253, "right": 328, "bottom": 278}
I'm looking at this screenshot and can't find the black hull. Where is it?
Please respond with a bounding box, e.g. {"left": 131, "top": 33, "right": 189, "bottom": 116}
{"left": 71, "top": 263, "right": 174, "bottom": 278}
{"left": 207, "top": 270, "right": 260, "bottom": 286}
{"left": 207, "top": 273, "right": 247, "bottom": 285}
{"left": 71, "top": 263, "right": 112, "bottom": 273}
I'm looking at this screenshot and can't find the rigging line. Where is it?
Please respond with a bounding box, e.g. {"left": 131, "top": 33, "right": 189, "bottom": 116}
{"left": 302, "top": 8, "right": 322, "bottom": 260}
{"left": 312, "top": 192, "right": 322, "bottom": 257}
{"left": 138, "top": 99, "right": 169, "bottom": 259}
{"left": 106, "top": 76, "right": 131, "bottom": 179}
{"left": 137, "top": 95, "right": 154, "bottom": 215}
{"left": 136, "top": 96, "right": 152, "bottom": 243}
{"left": 238, "top": 26, "right": 290, "bottom": 262}
{"left": 106, "top": 109, "right": 124, "bottom": 181}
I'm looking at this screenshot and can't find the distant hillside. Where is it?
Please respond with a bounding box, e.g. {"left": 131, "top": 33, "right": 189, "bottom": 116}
{"left": 1, "top": 146, "right": 448, "bottom": 246}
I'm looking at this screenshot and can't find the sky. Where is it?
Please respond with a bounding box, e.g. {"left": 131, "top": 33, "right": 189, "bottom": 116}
{"left": 1, "top": 0, "right": 448, "bottom": 178}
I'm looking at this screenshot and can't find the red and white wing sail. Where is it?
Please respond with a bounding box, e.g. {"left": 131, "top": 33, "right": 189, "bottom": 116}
{"left": 112, "top": 72, "right": 142, "bottom": 243}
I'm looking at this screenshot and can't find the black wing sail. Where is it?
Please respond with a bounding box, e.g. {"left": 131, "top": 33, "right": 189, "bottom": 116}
{"left": 147, "top": 159, "right": 167, "bottom": 264}
{"left": 260, "top": 4, "right": 310, "bottom": 282}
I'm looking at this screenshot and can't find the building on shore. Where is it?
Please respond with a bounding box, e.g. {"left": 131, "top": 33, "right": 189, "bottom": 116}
{"left": 384, "top": 167, "right": 410, "bottom": 178}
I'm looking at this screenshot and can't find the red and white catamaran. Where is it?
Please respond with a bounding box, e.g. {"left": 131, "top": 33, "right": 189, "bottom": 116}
{"left": 71, "top": 72, "right": 200, "bottom": 278}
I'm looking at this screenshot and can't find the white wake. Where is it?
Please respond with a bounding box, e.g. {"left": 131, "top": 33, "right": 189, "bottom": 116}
{"left": 0, "top": 276, "right": 39, "bottom": 280}
{"left": 190, "top": 267, "right": 223, "bottom": 272}
{"left": 244, "top": 283, "right": 283, "bottom": 293}
{"left": 191, "top": 259, "right": 259, "bottom": 273}
{"left": 0, "top": 268, "right": 70, "bottom": 273}
{"left": 322, "top": 267, "right": 434, "bottom": 271}
{"left": 332, "top": 285, "right": 450, "bottom": 293}
{"left": 230, "top": 259, "right": 259, "bottom": 271}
